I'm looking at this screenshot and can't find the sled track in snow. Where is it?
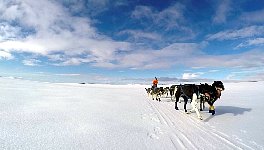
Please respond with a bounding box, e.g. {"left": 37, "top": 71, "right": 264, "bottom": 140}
{"left": 147, "top": 100, "right": 254, "bottom": 150}
{"left": 148, "top": 100, "right": 197, "bottom": 149}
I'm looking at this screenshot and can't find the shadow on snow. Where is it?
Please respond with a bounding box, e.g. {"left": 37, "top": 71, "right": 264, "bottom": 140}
{"left": 203, "top": 106, "right": 252, "bottom": 122}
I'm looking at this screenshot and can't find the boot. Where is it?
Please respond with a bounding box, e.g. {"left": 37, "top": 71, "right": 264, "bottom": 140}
{"left": 211, "top": 109, "right": 215, "bottom": 115}
{"left": 209, "top": 105, "right": 215, "bottom": 115}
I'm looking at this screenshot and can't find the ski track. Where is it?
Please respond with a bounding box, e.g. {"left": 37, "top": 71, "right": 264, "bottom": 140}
{"left": 146, "top": 97, "right": 255, "bottom": 150}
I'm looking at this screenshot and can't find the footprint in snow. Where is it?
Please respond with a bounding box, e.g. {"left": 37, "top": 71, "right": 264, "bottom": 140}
{"left": 240, "top": 129, "right": 247, "bottom": 133}
{"left": 148, "top": 133, "right": 159, "bottom": 139}
{"left": 151, "top": 117, "right": 160, "bottom": 122}
{"left": 232, "top": 135, "right": 242, "bottom": 141}
{"left": 154, "top": 127, "right": 164, "bottom": 134}
{"left": 141, "top": 114, "right": 147, "bottom": 119}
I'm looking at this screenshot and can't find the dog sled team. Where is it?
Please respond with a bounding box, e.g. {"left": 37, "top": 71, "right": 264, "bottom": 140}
{"left": 145, "top": 77, "right": 225, "bottom": 120}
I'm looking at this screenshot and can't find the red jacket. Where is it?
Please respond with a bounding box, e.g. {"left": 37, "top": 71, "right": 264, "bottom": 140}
{"left": 152, "top": 79, "right": 158, "bottom": 85}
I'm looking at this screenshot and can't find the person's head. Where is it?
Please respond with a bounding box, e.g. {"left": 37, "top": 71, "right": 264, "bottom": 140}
{"left": 155, "top": 77, "right": 157, "bottom": 80}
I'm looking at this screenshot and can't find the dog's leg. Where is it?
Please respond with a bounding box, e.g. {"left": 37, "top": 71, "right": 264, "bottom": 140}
{"left": 154, "top": 93, "right": 157, "bottom": 101}
{"left": 200, "top": 96, "right": 204, "bottom": 111}
{"left": 175, "top": 96, "right": 179, "bottom": 110}
{"left": 183, "top": 96, "right": 188, "bottom": 113}
{"left": 190, "top": 94, "right": 203, "bottom": 120}
{"left": 152, "top": 92, "right": 154, "bottom": 100}
{"left": 158, "top": 93, "right": 161, "bottom": 102}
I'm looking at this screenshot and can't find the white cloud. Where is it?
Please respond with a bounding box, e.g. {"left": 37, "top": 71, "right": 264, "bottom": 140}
{"left": 225, "top": 68, "right": 264, "bottom": 80}
{"left": 236, "top": 38, "right": 264, "bottom": 48}
{"left": 129, "top": 3, "right": 196, "bottom": 42}
{"left": 207, "top": 26, "right": 264, "bottom": 41}
{"left": 55, "top": 74, "right": 80, "bottom": 76}
{"left": 0, "top": 0, "right": 132, "bottom": 66}
{"left": 131, "top": 3, "right": 186, "bottom": 30}
{"left": 60, "top": 58, "right": 82, "bottom": 66}
{"left": 208, "top": 70, "right": 219, "bottom": 73}
{"left": 22, "top": 58, "right": 41, "bottom": 66}
{"left": 240, "top": 9, "right": 264, "bottom": 23}
{"left": 246, "top": 72, "right": 264, "bottom": 81}
{"left": 0, "top": 22, "right": 21, "bottom": 41}
{"left": 89, "top": 41, "right": 264, "bottom": 71}
{"left": 190, "top": 49, "right": 264, "bottom": 69}
{"left": 62, "top": 0, "right": 128, "bottom": 17}
{"left": 182, "top": 73, "right": 202, "bottom": 79}
{"left": 113, "top": 43, "right": 200, "bottom": 69}
{"left": 0, "top": 50, "right": 13, "bottom": 60}
{"left": 157, "top": 3, "right": 185, "bottom": 29}
{"left": 52, "top": 57, "right": 95, "bottom": 66}
{"left": 119, "top": 30, "right": 161, "bottom": 41}
{"left": 131, "top": 6, "right": 153, "bottom": 20}
{"left": 0, "top": 40, "right": 46, "bottom": 54}
{"left": 213, "top": 0, "right": 231, "bottom": 24}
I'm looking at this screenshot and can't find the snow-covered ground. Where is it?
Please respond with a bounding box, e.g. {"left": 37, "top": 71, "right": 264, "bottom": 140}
{"left": 0, "top": 77, "right": 263, "bottom": 149}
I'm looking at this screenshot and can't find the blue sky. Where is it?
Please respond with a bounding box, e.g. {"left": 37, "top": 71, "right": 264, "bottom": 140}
{"left": 0, "top": 0, "right": 264, "bottom": 83}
